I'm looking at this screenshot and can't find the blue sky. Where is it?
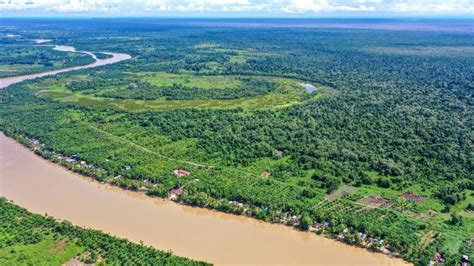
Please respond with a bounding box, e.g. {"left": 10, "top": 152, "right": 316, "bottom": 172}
{"left": 0, "top": 0, "right": 473, "bottom": 17}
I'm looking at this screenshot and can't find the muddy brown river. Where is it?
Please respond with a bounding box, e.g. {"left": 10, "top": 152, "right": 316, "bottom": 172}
{"left": 0, "top": 45, "right": 409, "bottom": 265}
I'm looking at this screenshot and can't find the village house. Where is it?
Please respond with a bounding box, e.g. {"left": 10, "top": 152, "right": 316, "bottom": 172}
{"left": 27, "top": 137, "right": 45, "bottom": 150}
{"left": 359, "top": 232, "right": 367, "bottom": 240}
{"left": 168, "top": 186, "right": 183, "bottom": 200}
{"left": 65, "top": 157, "right": 77, "bottom": 163}
{"left": 260, "top": 171, "right": 271, "bottom": 178}
{"left": 433, "top": 252, "right": 443, "bottom": 263}
{"left": 230, "top": 201, "right": 244, "bottom": 207}
{"left": 173, "top": 169, "right": 191, "bottom": 177}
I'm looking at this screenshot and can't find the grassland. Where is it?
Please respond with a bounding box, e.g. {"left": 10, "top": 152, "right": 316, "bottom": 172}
{"left": 34, "top": 74, "right": 322, "bottom": 111}
{"left": 143, "top": 72, "right": 243, "bottom": 89}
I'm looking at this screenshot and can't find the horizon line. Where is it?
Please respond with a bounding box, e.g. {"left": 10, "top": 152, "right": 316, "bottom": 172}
{"left": 2, "top": 15, "right": 474, "bottom": 19}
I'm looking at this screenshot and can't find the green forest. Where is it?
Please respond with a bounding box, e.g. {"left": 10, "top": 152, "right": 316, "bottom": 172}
{"left": 0, "top": 198, "right": 208, "bottom": 265}
{"left": 0, "top": 19, "right": 472, "bottom": 265}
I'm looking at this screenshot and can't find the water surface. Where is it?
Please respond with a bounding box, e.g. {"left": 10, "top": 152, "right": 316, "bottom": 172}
{"left": 0, "top": 45, "right": 130, "bottom": 89}
{"left": 301, "top": 82, "right": 317, "bottom": 93}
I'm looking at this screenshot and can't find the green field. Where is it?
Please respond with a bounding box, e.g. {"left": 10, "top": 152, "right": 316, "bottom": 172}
{"left": 143, "top": 72, "right": 243, "bottom": 89}
{"left": 34, "top": 75, "right": 320, "bottom": 110}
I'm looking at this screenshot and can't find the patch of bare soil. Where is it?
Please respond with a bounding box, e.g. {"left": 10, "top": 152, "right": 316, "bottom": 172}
{"left": 63, "top": 253, "right": 95, "bottom": 266}
{"left": 326, "top": 185, "right": 358, "bottom": 200}
{"left": 51, "top": 239, "right": 67, "bottom": 254}
{"left": 63, "top": 258, "right": 87, "bottom": 266}
{"left": 401, "top": 192, "right": 426, "bottom": 202}
{"left": 367, "top": 196, "right": 388, "bottom": 208}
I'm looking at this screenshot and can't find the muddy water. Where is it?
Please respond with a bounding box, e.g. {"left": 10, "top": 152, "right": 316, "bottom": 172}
{"left": 0, "top": 44, "right": 408, "bottom": 265}
{"left": 0, "top": 45, "right": 130, "bottom": 89}
{"left": 0, "top": 134, "right": 408, "bottom": 265}
{"left": 300, "top": 82, "right": 317, "bottom": 93}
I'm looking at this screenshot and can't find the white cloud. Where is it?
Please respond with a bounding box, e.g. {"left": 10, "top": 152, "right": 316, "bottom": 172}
{"left": 0, "top": 0, "right": 120, "bottom": 12}
{"left": 389, "top": 0, "right": 474, "bottom": 13}
{"left": 280, "top": 0, "right": 376, "bottom": 13}
{"left": 0, "top": 0, "right": 472, "bottom": 14}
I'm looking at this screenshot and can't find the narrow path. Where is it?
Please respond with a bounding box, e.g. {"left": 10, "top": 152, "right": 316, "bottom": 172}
{"left": 85, "top": 123, "right": 213, "bottom": 168}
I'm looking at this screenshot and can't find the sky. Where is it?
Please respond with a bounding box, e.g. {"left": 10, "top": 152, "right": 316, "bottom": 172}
{"left": 0, "top": 0, "right": 473, "bottom": 17}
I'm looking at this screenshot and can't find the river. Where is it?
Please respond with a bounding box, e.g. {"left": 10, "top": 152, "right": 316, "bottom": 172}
{"left": 0, "top": 44, "right": 409, "bottom": 265}
{"left": 300, "top": 82, "right": 318, "bottom": 93}
{"left": 0, "top": 45, "right": 130, "bottom": 89}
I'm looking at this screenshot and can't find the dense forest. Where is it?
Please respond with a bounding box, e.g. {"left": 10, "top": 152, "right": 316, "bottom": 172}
{"left": 0, "top": 198, "right": 208, "bottom": 265}
{"left": 0, "top": 19, "right": 472, "bottom": 265}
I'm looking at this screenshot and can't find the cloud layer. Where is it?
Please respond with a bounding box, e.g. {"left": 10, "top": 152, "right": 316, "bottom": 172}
{"left": 0, "top": 0, "right": 472, "bottom": 15}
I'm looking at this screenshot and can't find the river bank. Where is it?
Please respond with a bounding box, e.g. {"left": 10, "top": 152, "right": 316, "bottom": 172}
{"left": 0, "top": 132, "right": 409, "bottom": 265}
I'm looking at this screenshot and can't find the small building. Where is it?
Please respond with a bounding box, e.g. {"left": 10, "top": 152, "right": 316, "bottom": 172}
{"left": 260, "top": 171, "right": 271, "bottom": 178}
{"left": 65, "top": 158, "right": 77, "bottom": 163}
{"left": 168, "top": 186, "right": 183, "bottom": 200}
{"left": 125, "top": 165, "right": 132, "bottom": 171}
{"left": 173, "top": 169, "right": 190, "bottom": 177}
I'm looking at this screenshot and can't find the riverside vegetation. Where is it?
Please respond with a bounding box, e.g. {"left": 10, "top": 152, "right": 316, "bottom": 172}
{"left": 0, "top": 19, "right": 472, "bottom": 265}
{"left": 0, "top": 198, "right": 208, "bottom": 265}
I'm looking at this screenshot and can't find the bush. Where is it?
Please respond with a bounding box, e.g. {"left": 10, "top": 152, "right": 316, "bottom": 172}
{"left": 449, "top": 213, "right": 464, "bottom": 226}
{"left": 376, "top": 178, "right": 391, "bottom": 188}
{"left": 299, "top": 216, "right": 313, "bottom": 231}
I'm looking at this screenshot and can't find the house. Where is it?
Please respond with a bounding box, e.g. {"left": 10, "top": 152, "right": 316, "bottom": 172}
{"left": 260, "top": 171, "right": 271, "bottom": 178}
{"left": 65, "top": 157, "right": 77, "bottom": 163}
{"left": 168, "top": 186, "right": 183, "bottom": 200}
{"left": 173, "top": 169, "right": 190, "bottom": 177}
